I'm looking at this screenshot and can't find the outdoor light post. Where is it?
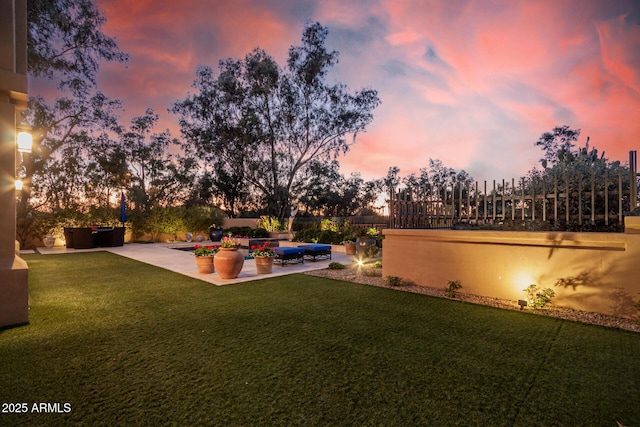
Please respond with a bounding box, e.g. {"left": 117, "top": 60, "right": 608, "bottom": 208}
{"left": 0, "top": 0, "right": 30, "bottom": 328}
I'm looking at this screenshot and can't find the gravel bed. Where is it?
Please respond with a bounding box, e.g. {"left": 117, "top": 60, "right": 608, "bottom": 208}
{"left": 305, "top": 265, "right": 640, "bottom": 334}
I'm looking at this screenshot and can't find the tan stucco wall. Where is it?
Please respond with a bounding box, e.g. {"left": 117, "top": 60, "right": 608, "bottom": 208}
{"left": 222, "top": 218, "right": 259, "bottom": 229}
{"left": 382, "top": 219, "right": 640, "bottom": 317}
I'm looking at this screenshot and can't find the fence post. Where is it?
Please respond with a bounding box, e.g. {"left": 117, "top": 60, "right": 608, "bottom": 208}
{"left": 389, "top": 188, "right": 396, "bottom": 228}
{"left": 632, "top": 150, "right": 637, "bottom": 210}
{"left": 605, "top": 169, "right": 609, "bottom": 226}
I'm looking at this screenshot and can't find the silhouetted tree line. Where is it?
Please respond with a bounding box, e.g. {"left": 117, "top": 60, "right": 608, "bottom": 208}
{"left": 17, "top": 2, "right": 383, "bottom": 246}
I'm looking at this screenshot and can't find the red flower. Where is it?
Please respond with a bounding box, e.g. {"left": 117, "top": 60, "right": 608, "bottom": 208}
{"left": 251, "top": 245, "right": 256, "bottom": 249}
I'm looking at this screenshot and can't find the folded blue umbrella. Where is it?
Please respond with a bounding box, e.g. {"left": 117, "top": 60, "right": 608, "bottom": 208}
{"left": 119, "top": 192, "right": 128, "bottom": 224}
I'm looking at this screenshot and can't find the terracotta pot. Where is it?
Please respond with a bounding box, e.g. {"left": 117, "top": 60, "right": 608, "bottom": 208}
{"left": 344, "top": 242, "right": 356, "bottom": 255}
{"left": 214, "top": 248, "right": 244, "bottom": 279}
{"left": 195, "top": 256, "right": 215, "bottom": 274}
{"left": 254, "top": 256, "right": 275, "bottom": 274}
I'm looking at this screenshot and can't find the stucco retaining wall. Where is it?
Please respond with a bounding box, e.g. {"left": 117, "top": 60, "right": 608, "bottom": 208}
{"left": 382, "top": 217, "right": 640, "bottom": 317}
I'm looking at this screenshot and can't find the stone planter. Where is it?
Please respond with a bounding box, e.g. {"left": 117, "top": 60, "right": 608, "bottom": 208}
{"left": 214, "top": 248, "right": 244, "bottom": 279}
{"left": 254, "top": 256, "right": 275, "bottom": 274}
{"left": 344, "top": 242, "right": 356, "bottom": 255}
{"left": 43, "top": 235, "right": 55, "bottom": 248}
{"left": 356, "top": 237, "right": 378, "bottom": 258}
{"left": 195, "top": 256, "right": 215, "bottom": 274}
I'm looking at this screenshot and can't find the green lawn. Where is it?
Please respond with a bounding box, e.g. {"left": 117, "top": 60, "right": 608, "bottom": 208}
{"left": 1, "top": 252, "right": 639, "bottom": 426}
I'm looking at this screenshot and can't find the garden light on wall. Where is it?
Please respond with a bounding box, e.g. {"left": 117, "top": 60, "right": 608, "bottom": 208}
{"left": 17, "top": 131, "right": 32, "bottom": 153}
{"left": 15, "top": 128, "right": 32, "bottom": 191}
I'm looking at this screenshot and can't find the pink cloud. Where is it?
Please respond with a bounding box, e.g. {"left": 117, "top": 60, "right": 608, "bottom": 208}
{"left": 32, "top": 0, "right": 638, "bottom": 185}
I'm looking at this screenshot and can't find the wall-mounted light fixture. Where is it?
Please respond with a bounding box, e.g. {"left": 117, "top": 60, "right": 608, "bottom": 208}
{"left": 17, "top": 131, "right": 32, "bottom": 153}
{"left": 15, "top": 127, "right": 32, "bottom": 191}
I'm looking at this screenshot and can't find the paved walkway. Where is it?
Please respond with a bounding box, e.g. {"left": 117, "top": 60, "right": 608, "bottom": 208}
{"left": 33, "top": 242, "right": 353, "bottom": 286}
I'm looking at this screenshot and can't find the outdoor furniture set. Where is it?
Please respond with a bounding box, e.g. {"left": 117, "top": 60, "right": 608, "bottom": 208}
{"left": 64, "top": 227, "right": 125, "bottom": 249}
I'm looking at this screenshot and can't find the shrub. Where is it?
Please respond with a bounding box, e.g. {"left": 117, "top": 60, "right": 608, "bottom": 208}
{"left": 183, "top": 206, "right": 224, "bottom": 234}
{"left": 372, "top": 261, "right": 382, "bottom": 268}
{"left": 386, "top": 276, "right": 402, "bottom": 286}
{"left": 320, "top": 218, "right": 338, "bottom": 232}
{"left": 523, "top": 284, "right": 556, "bottom": 309}
{"left": 248, "top": 228, "right": 271, "bottom": 238}
{"left": 445, "top": 280, "right": 463, "bottom": 298}
{"left": 360, "top": 265, "right": 382, "bottom": 277}
{"left": 362, "top": 245, "right": 379, "bottom": 259}
{"left": 257, "top": 216, "right": 282, "bottom": 232}
{"left": 294, "top": 220, "right": 362, "bottom": 244}
{"left": 224, "top": 226, "right": 269, "bottom": 238}
{"left": 328, "top": 262, "right": 346, "bottom": 270}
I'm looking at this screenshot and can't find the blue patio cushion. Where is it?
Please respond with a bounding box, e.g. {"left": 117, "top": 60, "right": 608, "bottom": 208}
{"left": 274, "top": 247, "right": 305, "bottom": 255}
{"left": 298, "top": 244, "right": 331, "bottom": 252}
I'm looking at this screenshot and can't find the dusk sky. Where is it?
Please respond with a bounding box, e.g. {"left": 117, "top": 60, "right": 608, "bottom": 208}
{"left": 33, "top": 0, "right": 640, "bottom": 183}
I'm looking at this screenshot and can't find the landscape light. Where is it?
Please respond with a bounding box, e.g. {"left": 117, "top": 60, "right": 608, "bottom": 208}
{"left": 518, "top": 299, "right": 527, "bottom": 310}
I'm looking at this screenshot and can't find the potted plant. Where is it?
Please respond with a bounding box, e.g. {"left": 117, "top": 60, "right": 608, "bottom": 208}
{"left": 342, "top": 240, "right": 356, "bottom": 255}
{"left": 214, "top": 236, "right": 244, "bottom": 279}
{"left": 341, "top": 228, "right": 359, "bottom": 255}
{"left": 251, "top": 242, "right": 276, "bottom": 274}
{"left": 209, "top": 224, "right": 223, "bottom": 242}
{"left": 193, "top": 244, "right": 219, "bottom": 274}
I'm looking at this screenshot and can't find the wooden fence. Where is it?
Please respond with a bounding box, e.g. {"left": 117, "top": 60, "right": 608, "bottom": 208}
{"left": 390, "top": 151, "right": 639, "bottom": 230}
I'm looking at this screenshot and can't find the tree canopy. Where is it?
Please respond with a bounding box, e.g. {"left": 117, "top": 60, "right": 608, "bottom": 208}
{"left": 27, "top": 0, "right": 128, "bottom": 87}
{"left": 172, "top": 22, "right": 381, "bottom": 221}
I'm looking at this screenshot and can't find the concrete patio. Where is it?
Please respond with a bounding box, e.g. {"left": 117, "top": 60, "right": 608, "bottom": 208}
{"left": 31, "top": 242, "right": 353, "bottom": 285}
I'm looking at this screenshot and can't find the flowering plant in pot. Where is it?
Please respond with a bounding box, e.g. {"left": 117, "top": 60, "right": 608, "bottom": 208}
{"left": 193, "top": 244, "right": 219, "bottom": 274}
{"left": 193, "top": 244, "right": 219, "bottom": 256}
{"left": 220, "top": 236, "right": 238, "bottom": 249}
{"left": 251, "top": 242, "right": 276, "bottom": 257}
{"left": 251, "top": 242, "right": 276, "bottom": 274}
{"left": 214, "top": 236, "right": 244, "bottom": 279}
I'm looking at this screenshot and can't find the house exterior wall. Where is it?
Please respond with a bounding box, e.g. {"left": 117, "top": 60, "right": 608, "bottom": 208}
{"left": 382, "top": 217, "right": 640, "bottom": 317}
{"left": 0, "top": 0, "right": 29, "bottom": 328}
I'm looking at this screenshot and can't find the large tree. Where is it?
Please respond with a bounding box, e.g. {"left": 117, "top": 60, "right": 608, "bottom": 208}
{"left": 16, "top": 0, "right": 129, "bottom": 246}
{"left": 173, "top": 22, "right": 380, "bottom": 221}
